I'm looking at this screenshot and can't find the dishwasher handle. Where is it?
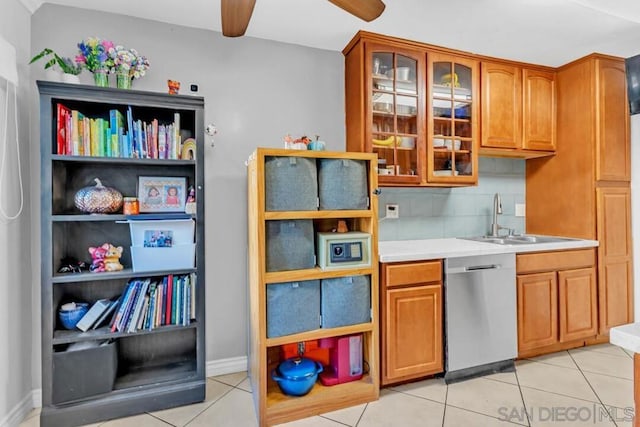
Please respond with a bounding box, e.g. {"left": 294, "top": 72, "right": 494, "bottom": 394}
{"left": 447, "top": 264, "right": 501, "bottom": 274}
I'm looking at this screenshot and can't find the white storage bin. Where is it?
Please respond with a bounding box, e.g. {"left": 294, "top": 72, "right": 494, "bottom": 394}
{"left": 131, "top": 244, "right": 196, "bottom": 272}
{"left": 128, "top": 219, "right": 195, "bottom": 247}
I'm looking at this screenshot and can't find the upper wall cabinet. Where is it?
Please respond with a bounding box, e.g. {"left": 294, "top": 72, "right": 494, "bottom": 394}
{"left": 596, "top": 58, "right": 630, "bottom": 181}
{"left": 344, "top": 31, "right": 478, "bottom": 187}
{"left": 480, "top": 61, "right": 556, "bottom": 158}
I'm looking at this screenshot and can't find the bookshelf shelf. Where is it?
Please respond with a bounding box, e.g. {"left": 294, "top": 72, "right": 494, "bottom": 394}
{"left": 52, "top": 322, "right": 199, "bottom": 345}
{"left": 38, "top": 81, "right": 206, "bottom": 427}
{"left": 51, "top": 268, "right": 198, "bottom": 284}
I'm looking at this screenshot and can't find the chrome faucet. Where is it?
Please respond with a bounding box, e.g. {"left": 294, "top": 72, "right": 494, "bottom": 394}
{"left": 489, "top": 193, "right": 508, "bottom": 237}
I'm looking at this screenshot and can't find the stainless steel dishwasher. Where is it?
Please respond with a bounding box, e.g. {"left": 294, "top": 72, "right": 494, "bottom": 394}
{"left": 444, "top": 253, "right": 517, "bottom": 383}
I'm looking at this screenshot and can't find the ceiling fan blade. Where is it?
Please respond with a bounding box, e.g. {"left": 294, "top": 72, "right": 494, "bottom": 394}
{"left": 221, "top": 0, "right": 256, "bottom": 37}
{"left": 328, "top": 0, "right": 385, "bottom": 22}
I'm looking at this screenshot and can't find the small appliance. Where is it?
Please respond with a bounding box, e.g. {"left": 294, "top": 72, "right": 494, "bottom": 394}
{"left": 318, "top": 334, "right": 363, "bottom": 386}
{"left": 316, "top": 231, "right": 371, "bottom": 270}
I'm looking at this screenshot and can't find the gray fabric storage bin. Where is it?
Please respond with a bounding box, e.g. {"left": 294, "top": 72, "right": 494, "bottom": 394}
{"left": 265, "top": 156, "right": 318, "bottom": 211}
{"left": 266, "top": 220, "right": 315, "bottom": 272}
{"left": 321, "top": 275, "right": 371, "bottom": 328}
{"left": 267, "top": 280, "right": 321, "bottom": 338}
{"left": 52, "top": 340, "right": 117, "bottom": 403}
{"left": 318, "top": 159, "right": 368, "bottom": 210}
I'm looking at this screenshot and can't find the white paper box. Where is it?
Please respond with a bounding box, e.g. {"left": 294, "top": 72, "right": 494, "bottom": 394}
{"left": 130, "top": 244, "right": 196, "bottom": 272}
{"left": 128, "top": 219, "right": 195, "bottom": 247}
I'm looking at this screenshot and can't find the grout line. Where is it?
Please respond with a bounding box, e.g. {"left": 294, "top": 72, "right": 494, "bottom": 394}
{"left": 443, "top": 403, "right": 528, "bottom": 426}
{"left": 353, "top": 402, "right": 368, "bottom": 427}
{"left": 318, "top": 415, "right": 353, "bottom": 427}
{"left": 181, "top": 385, "right": 237, "bottom": 427}
{"left": 513, "top": 367, "right": 532, "bottom": 427}
{"left": 144, "top": 413, "right": 177, "bottom": 426}
{"left": 441, "top": 382, "right": 448, "bottom": 427}
{"left": 567, "top": 351, "right": 620, "bottom": 427}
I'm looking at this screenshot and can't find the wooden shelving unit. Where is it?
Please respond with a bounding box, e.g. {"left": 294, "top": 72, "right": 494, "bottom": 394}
{"left": 37, "top": 81, "right": 206, "bottom": 427}
{"left": 247, "top": 148, "right": 379, "bottom": 426}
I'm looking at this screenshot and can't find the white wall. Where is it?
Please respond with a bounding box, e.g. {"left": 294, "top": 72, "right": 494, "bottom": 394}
{"left": 29, "top": 3, "right": 345, "bottom": 382}
{"left": 0, "top": 0, "right": 33, "bottom": 425}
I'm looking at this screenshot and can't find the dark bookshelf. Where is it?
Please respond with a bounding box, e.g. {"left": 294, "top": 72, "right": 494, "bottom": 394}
{"left": 38, "top": 81, "right": 206, "bottom": 427}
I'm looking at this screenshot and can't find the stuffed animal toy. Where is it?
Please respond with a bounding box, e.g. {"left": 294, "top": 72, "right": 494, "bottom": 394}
{"left": 89, "top": 243, "right": 124, "bottom": 272}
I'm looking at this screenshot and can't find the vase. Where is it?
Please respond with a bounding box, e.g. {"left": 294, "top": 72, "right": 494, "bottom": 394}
{"left": 116, "top": 72, "right": 132, "bottom": 89}
{"left": 93, "top": 69, "right": 109, "bottom": 87}
{"left": 61, "top": 73, "right": 81, "bottom": 84}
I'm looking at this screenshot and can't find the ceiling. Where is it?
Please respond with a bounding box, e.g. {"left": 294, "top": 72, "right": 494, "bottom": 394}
{"left": 28, "top": 0, "right": 640, "bottom": 67}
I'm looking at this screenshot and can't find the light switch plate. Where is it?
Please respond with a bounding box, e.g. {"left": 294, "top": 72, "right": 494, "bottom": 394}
{"left": 515, "top": 203, "right": 526, "bottom": 217}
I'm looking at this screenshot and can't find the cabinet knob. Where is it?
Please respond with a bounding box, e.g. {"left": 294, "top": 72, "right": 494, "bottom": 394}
{"left": 197, "top": 185, "right": 203, "bottom": 190}
{"left": 373, "top": 188, "right": 382, "bottom": 195}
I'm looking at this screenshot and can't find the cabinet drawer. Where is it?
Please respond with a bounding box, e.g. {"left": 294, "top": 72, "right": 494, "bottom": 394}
{"left": 383, "top": 261, "right": 442, "bottom": 288}
{"left": 516, "top": 249, "right": 595, "bottom": 274}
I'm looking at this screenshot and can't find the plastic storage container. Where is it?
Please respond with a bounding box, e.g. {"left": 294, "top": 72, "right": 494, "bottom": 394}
{"left": 320, "top": 275, "right": 371, "bottom": 328}
{"left": 267, "top": 280, "right": 320, "bottom": 338}
{"left": 266, "top": 220, "right": 315, "bottom": 272}
{"left": 52, "top": 340, "right": 118, "bottom": 403}
{"left": 317, "top": 159, "right": 368, "bottom": 210}
{"left": 128, "top": 219, "right": 195, "bottom": 247}
{"left": 265, "top": 156, "right": 318, "bottom": 211}
{"left": 130, "top": 244, "right": 196, "bottom": 272}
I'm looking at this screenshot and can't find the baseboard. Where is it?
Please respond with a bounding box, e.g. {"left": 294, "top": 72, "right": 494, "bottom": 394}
{"left": 206, "top": 356, "right": 247, "bottom": 378}
{"left": 0, "top": 390, "right": 37, "bottom": 427}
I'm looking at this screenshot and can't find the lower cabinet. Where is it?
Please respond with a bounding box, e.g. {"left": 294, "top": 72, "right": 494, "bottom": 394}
{"left": 516, "top": 249, "right": 597, "bottom": 357}
{"left": 381, "top": 260, "right": 443, "bottom": 385}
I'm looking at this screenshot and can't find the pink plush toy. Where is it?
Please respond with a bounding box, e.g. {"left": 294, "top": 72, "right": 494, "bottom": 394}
{"left": 89, "top": 243, "right": 124, "bottom": 272}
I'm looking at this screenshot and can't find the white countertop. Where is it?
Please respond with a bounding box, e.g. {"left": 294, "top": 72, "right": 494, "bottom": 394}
{"left": 378, "top": 237, "right": 599, "bottom": 263}
{"left": 610, "top": 323, "right": 640, "bottom": 354}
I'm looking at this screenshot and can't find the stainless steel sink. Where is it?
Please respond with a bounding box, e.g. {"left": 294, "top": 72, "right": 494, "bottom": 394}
{"left": 460, "top": 235, "right": 577, "bottom": 245}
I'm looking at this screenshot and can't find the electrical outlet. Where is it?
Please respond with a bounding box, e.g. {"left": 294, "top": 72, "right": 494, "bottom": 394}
{"left": 515, "top": 203, "right": 526, "bottom": 217}
{"left": 386, "top": 204, "right": 399, "bottom": 219}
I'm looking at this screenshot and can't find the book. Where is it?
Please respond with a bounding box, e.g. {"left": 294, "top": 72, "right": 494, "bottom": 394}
{"left": 56, "top": 104, "right": 71, "bottom": 155}
{"left": 111, "top": 281, "right": 137, "bottom": 333}
{"left": 92, "top": 299, "right": 119, "bottom": 330}
{"left": 118, "top": 281, "right": 141, "bottom": 331}
{"left": 127, "top": 279, "right": 150, "bottom": 333}
{"left": 75, "top": 298, "right": 112, "bottom": 332}
{"left": 165, "top": 274, "right": 173, "bottom": 325}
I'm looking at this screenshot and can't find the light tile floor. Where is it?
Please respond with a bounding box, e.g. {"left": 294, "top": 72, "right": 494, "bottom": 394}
{"left": 20, "top": 344, "right": 635, "bottom": 427}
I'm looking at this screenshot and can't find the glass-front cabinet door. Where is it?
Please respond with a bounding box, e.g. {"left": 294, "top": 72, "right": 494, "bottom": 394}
{"left": 367, "top": 45, "right": 424, "bottom": 184}
{"left": 427, "top": 52, "right": 478, "bottom": 185}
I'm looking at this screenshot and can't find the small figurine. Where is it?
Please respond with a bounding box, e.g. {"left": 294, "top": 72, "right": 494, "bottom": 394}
{"left": 185, "top": 185, "right": 196, "bottom": 214}
{"left": 168, "top": 79, "right": 180, "bottom": 95}
{"left": 89, "top": 243, "right": 124, "bottom": 272}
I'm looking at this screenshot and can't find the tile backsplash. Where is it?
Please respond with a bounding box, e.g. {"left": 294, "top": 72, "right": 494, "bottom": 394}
{"left": 378, "top": 158, "right": 526, "bottom": 241}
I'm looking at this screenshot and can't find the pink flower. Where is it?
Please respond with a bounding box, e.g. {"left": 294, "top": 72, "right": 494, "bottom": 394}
{"left": 75, "top": 55, "right": 86, "bottom": 64}
{"left": 102, "top": 40, "right": 114, "bottom": 51}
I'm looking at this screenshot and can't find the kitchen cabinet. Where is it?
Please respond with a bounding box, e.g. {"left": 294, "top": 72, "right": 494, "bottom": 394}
{"left": 247, "top": 149, "right": 379, "bottom": 426}
{"left": 37, "top": 81, "right": 206, "bottom": 426}
{"left": 516, "top": 249, "right": 597, "bottom": 357}
{"left": 527, "top": 54, "right": 633, "bottom": 336}
{"left": 597, "top": 186, "right": 633, "bottom": 333}
{"left": 480, "top": 61, "right": 555, "bottom": 157}
{"left": 380, "top": 260, "right": 443, "bottom": 385}
{"left": 343, "top": 31, "right": 478, "bottom": 187}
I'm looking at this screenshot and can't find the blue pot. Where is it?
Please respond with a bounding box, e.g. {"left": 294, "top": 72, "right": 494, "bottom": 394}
{"left": 272, "top": 357, "right": 323, "bottom": 396}
{"left": 58, "top": 303, "right": 89, "bottom": 330}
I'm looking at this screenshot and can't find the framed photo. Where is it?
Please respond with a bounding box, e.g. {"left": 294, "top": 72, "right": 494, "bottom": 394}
{"left": 138, "top": 176, "right": 187, "bottom": 213}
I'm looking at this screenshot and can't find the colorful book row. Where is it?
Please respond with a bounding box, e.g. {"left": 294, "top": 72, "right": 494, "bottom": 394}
{"left": 56, "top": 103, "right": 183, "bottom": 160}
{"left": 108, "top": 273, "right": 196, "bottom": 334}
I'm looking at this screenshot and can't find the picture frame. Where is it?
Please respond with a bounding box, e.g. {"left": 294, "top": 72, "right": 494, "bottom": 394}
{"left": 137, "top": 176, "right": 187, "bottom": 213}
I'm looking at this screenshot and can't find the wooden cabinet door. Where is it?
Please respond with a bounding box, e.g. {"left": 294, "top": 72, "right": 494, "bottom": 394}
{"left": 523, "top": 69, "right": 556, "bottom": 151}
{"left": 517, "top": 272, "right": 558, "bottom": 353}
{"left": 481, "top": 62, "right": 522, "bottom": 149}
{"left": 596, "top": 58, "right": 630, "bottom": 181}
{"left": 384, "top": 285, "right": 442, "bottom": 383}
{"left": 597, "top": 186, "right": 633, "bottom": 333}
{"left": 558, "top": 267, "right": 597, "bottom": 342}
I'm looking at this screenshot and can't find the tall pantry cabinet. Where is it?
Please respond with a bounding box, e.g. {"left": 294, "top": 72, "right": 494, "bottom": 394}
{"left": 526, "top": 54, "right": 633, "bottom": 334}
{"left": 37, "top": 81, "right": 206, "bottom": 427}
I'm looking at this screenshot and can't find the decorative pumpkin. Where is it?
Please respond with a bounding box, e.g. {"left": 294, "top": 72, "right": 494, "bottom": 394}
{"left": 74, "top": 178, "right": 123, "bottom": 214}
